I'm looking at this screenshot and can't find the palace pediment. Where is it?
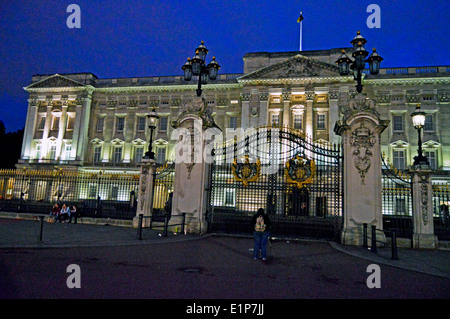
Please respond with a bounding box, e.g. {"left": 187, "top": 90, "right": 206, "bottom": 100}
{"left": 25, "top": 74, "right": 86, "bottom": 90}
{"left": 238, "top": 54, "right": 340, "bottom": 81}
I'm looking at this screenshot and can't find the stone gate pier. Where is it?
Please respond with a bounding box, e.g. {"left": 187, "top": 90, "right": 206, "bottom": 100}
{"left": 334, "top": 93, "right": 389, "bottom": 245}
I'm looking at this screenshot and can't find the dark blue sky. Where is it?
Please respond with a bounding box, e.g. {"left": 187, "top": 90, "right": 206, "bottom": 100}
{"left": 1, "top": 0, "right": 449, "bottom": 132}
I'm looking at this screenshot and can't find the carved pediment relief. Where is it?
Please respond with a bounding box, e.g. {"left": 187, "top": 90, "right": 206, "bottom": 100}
{"left": 239, "top": 55, "right": 340, "bottom": 81}
{"left": 26, "top": 74, "right": 85, "bottom": 89}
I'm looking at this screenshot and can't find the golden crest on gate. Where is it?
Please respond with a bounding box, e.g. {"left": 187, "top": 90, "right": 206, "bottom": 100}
{"left": 285, "top": 154, "right": 316, "bottom": 188}
{"left": 232, "top": 154, "right": 261, "bottom": 186}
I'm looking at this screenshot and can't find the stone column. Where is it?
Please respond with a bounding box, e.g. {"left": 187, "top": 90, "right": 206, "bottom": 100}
{"left": 410, "top": 166, "right": 438, "bottom": 249}
{"left": 133, "top": 158, "right": 157, "bottom": 228}
{"left": 282, "top": 90, "right": 291, "bottom": 127}
{"left": 21, "top": 98, "right": 38, "bottom": 160}
{"left": 75, "top": 89, "right": 94, "bottom": 163}
{"left": 240, "top": 92, "right": 251, "bottom": 130}
{"left": 258, "top": 91, "right": 269, "bottom": 126}
{"left": 334, "top": 93, "right": 389, "bottom": 245}
{"left": 328, "top": 89, "right": 340, "bottom": 144}
{"left": 171, "top": 97, "right": 221, "bottom": 234}
{"left": 305, "top": 91, "right": 314, "bottom": 139}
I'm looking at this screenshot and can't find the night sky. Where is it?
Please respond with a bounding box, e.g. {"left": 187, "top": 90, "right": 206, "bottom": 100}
{"left": 1, "top": 0, "right": 449, "bottom": 132}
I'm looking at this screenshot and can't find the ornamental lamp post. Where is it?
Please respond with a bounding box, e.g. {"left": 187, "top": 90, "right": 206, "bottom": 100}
{"left": 144, "top": 106, "right": 159, "bottom": 160}
{"left": 336, "top": 31, "right": 383, "bottom": 93}
{"left": 182, "top": 41, "right": 221, "bottom": 97}
{"left": 411, "top": 104, "right": 430, "bottom": 167}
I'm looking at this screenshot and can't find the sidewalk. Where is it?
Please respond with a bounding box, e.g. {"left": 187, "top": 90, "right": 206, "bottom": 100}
{"left": 0, "top": 213, "right": 449, "bottom": 279}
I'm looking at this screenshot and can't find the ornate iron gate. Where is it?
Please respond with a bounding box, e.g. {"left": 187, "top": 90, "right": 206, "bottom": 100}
{"left": 381, "top": 156, "right": 414, "bottom": 238}
{"left": 207, "top": 126, "right": 343, "bottom": 240}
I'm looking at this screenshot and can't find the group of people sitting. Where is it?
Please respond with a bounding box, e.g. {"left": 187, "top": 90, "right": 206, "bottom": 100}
{"left": 49, "top": 203, "right": 79, "bottom": 223}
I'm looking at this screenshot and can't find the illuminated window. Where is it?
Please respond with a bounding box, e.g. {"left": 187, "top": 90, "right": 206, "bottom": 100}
{"left": 156, "top": 147, "right": 166, "bottom": 164}
{"left": 293, "top": 114, "right": 302, "bottom": 129}
{"left": 36, "top": 145, "right": 42, "bottom": 159}
{"left": 113, "top": 147, "right": 122, "bottom": 163}
{"left": 271, "top": 114, "right": 279, "bottom": 126}
{"left": 317, "top": 114, "right": 326, "bottom": 130}
{"left": 38, "top": 116, "right": 46, "bottom": 130}
{"left": 50, "top": 145, "right": 57, "bottom": 160}
{"left": 224, "top": 189, "right": 235, "bottom": 206}
{"left": 51, "top": 115, "right": 60, "bottom": 130}
{"left": 425, "top": 150, "right": 437, "bottom": 170}
{"left": 395, "top": 198, "right": 406, "bottom": 214}
{"left": 393, "top": 150, "right": 406, "bottom": 170}
{"left": 66, "top": 114, "right": 74, "bottom": 131}
{"left": 64, "top": 145, "right": 72, "bottom": 160}
{"left": 135, "top": 147, "right": 144, "bottom": 163}
{"left": 93, "top": 146, "right": 102, "bottom": 164}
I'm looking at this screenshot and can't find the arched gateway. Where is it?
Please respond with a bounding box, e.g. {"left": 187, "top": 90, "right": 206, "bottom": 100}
{"left": 207, "top": 125, "right": 343, "bottom": 240}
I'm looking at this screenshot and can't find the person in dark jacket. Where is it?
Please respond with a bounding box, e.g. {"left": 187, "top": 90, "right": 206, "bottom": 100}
{"left": 251, "top": 208, "right": 271, "bottom": 261}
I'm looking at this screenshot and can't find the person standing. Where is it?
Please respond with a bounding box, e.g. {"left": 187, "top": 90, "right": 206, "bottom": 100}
{"left": 251, "top": 208, "right": 271, "bottom": 261}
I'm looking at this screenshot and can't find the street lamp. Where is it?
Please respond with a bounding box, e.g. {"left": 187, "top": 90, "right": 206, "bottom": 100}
{"left": 411, "top": 104, "right": 430, "bottom": 167}
{"left": 336, "top": 31, "right": 383, "bottom": 93}
{"left": 144, "top": 106, "right": 159, "bottom": 160}
{"left": 182, "top": 41, "right": 221, "bottom": 97}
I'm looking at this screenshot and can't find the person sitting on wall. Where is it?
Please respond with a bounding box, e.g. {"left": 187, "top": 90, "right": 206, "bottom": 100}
{"left": 49, "top": 204, "right": 60, "bottom": 222}
{"left": 60, "top": 204, "right": 70, "bottom": 223}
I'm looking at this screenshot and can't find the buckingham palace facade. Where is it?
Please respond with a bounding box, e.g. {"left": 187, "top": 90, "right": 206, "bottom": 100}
{"left": 17, "top": 47, "right": 450, "bottom": 180}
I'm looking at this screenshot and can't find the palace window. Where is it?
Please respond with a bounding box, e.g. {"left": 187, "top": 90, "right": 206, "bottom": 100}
{"left": 93, "top": 146, "right": 102, "bottom": 164}
{"left": 51, "top": 115, "right": 60, "bottom": 130}
{"left": 49, "top": 145, "right": 57, "bottom": 160}
{"left": 395, "top": 198, "right": 407, "bottom": 214}
{"left": 393, "top": 150, "right": 406, "bottom": 170}
{"left": 293, "top": 114, "right": 303, "bottom": 130}
{"left": 159, "top": 117, "right": 168, "bottom": 132}
{"left": 37, "top": 116, "right": 46, "bottom": 131}
{"left": 224, "top": 189, "right": 235, "bottom": 206}
{"left": 35, "top": 145, "right": 42, "bottom": 159}
{"left": 271, "top": 114, "right": 279, "bottom": 126}
{"left": 137, "top": 117, "right": 146, "bottom": 132}
{"left": 66, "top": 114, "right": 74, "bottom": 131}
{"left": 135, "top": 147, "right": 144, "bottom": 163}
{"left": 63, "top": 145, "right": 72, "bottom": 160}
{"left": 316, "top": 114, "right": 326, "bottom": 130}
{"left": 156, "top": 147, "right": 166, "bottom": 164}
{"left": 424, "top": 115, "right": 434, "bottom": 131}
{"left": 113, "top": 147, "right": 122, "bottom": 163}
{"left": 96, "top": 117, "right": 104, "bottom": 132}
{"left": 229, "top": 117, "right": 238, "bottom": 129}
{"left": 116, "top": 117, "right": 125, "bottom": 133}
{"left": 425, "top": 150, "right": 437, "bottom": 170}
{"left": 393, "top": 115, "right": 404, "bottom": 132}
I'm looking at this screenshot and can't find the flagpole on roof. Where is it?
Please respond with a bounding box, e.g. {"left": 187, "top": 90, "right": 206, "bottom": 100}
{"left": 297, "top": 11, "right": 304, "bottom": 51}
{"left": 300, "top": 18, "right": 302, "bottom": 51}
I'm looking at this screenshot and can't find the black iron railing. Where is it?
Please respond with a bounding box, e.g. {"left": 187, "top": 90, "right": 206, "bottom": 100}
{"left": 137, "top": 213, "right": 186, "bottom": 239}
{"left": 363, "top": 223, "right": 398, "bottom": 260}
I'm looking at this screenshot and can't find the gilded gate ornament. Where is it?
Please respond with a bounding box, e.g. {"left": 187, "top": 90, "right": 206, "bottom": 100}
{"left": 232, "top": 154, "right": 261, "bottom": 186}
{"left": 285, "top": 154, "right": 316, "bottom": 188}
